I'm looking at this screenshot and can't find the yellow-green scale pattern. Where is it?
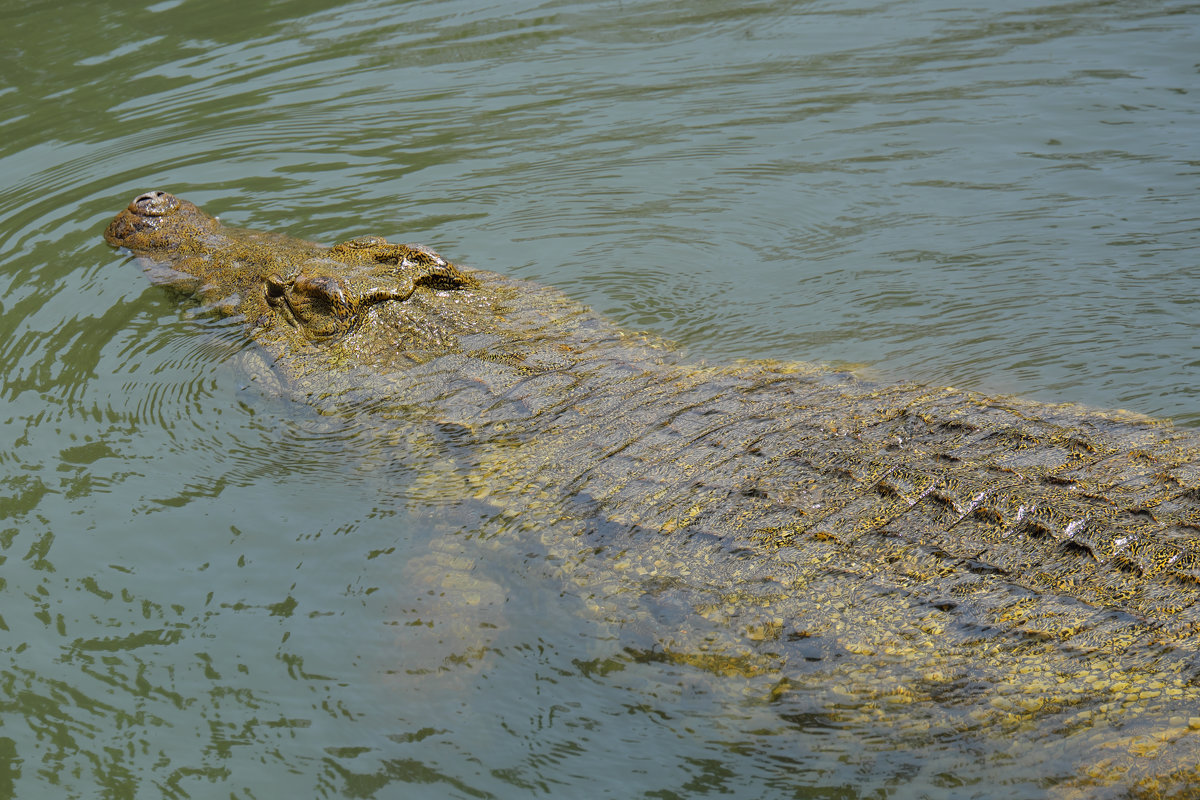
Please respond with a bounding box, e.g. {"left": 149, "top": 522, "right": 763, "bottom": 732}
{"left": 106, "top": 191, "right": 1200, "bottom": 797}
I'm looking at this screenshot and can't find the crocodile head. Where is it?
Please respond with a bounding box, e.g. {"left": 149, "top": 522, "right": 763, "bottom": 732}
{"left": 105, "top": 191, "right": 488, "bottom": 364}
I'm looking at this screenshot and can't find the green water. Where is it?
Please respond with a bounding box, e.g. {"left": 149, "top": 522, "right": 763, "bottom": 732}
{"left": 1, "top": 0, "right": 1198, "bottom": 797}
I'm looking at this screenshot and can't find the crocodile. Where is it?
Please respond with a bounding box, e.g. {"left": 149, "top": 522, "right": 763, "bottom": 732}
{"left": 106, "top": 190, "right": 1200, "bottom": 796}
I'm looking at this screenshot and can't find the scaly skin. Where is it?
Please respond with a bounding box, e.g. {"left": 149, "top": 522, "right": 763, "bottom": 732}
{"left": 107, "top": 191, "right": 1200, "bottom": 796}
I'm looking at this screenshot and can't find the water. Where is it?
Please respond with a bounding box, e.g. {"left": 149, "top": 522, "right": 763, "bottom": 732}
{"left": 1, "top": 0, "right": 1198, "bottom": 797}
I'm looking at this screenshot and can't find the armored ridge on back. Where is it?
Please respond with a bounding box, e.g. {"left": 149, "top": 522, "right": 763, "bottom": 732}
{"left": 106, "top": 191, "right": 1200, "bottom": 794}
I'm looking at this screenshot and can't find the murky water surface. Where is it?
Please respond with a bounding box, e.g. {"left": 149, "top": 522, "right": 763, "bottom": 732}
{"left": 1, "top": 0, "right": 1198, "bottom": 797}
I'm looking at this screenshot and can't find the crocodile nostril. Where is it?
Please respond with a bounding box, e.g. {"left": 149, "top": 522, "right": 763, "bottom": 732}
{"left": 129, "top": 190, "right": 179, "bottom": 216}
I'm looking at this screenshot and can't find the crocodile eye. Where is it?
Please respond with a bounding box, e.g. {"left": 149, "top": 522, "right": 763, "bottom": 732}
{"left": 291, "top": 276, "right": 348, "bottom": 315}
{"left": 265, "top": 274, "right": 287, "bottom": 299}
{"left": 280, "top": 275, "right": 353, "bottom": 339}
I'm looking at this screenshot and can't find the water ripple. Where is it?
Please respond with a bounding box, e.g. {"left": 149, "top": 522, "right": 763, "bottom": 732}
{"left": 1, "top": 2, "right": 1199, "bottom": 798}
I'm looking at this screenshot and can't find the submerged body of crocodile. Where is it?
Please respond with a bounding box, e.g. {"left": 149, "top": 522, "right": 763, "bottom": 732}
{"left": 106, "top": 191, "right": 1200, "bottom": 795}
